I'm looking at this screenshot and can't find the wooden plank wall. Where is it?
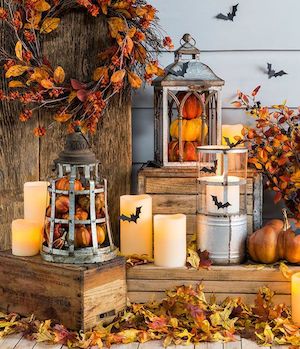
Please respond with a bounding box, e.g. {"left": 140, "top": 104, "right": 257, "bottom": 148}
{"left": 131, "top": 0, "right": 298, "bottom": 220}
{"left": 0, "top": 8, "right": 131, "bottom": 249}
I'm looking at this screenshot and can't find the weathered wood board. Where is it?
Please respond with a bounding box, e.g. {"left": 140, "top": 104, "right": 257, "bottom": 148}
{"left": 127, "top": 264, "right": 296, "bottom": 305}
{"left": 137, "top": 167, "right": 263, "bottom": 241}
{"left": 0, "top": 6, "right": 131, "bottom": 249}
{"left": 0, "top": 251, "right": 126, "bottom": 331}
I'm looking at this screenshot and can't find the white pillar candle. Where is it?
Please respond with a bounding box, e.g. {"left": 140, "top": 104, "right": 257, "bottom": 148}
{"left": 120, "top": 194, "right": 153, "bottom": 257}
{"left": 201, "top": 176, "right": 240, "bottom": 214}
{"left": 24, "top": 181, "right": 49, "bottom": 231}
{"left": 154, "top": 214, "right": 186, "bottom": 268}
{"left": 292, "top": 272, "right": 300, "bottom": 325}
{"left": 222, "top": 124, "right": 243, "bottom": 145}
{"left": 12, "top": 219, "right": 41, "bottom": 256}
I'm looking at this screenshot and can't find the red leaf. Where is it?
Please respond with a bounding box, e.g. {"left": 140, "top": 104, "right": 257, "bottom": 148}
{"left": 274, "top": 191, "right": 282, "bottom": 204}
{"left": 198, "top": 250, "right": 212, "bottom": 269}
{"left": 252, "top": 85, "right": 261, "bottom": 97}
{"left": 71, "top": 78, "right": 86, "bottom": 90}
{"left": 77, "top": 89, "right": 88, "bottom": 102}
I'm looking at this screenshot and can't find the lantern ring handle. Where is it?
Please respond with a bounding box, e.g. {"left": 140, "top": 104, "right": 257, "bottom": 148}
{"left": 180, "top": 34, "right": 196, "bottom": 47}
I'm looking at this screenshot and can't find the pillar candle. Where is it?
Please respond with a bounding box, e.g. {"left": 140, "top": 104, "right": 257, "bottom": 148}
{"left": 12, "top": 219, "right": 41, "bottom": 256}
{"left": 292, "top": 272, "right": 300, "bottom": 324}
{"left": 120, "top": 194, "right": 153, "bottom": 257}
{"left": 154, "top": 214, "right": 186, "bottom": 268}
{"left": 24, "top": 181, "right": 49, "bottom": 231}
{"left": 222, "top": 124, "right": 243, "bottom": 145}
{"left": 201, "top": 176, "right": 240, "bottom": 214}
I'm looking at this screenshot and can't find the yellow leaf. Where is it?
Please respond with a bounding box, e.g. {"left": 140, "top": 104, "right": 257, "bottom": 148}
{"left": 34, "top": 0, "right": 51, "bottom": 12}
{"left": 40, "top": 79, "right": 54, "bottom": 89}
{"left": 28, "top": 67, "right": 49, "bottom": 83}
{"left": 40, "top": 18, "right": 60, "bottom": 34}
{"left": 127, "top": 27, "right": 136, "bottom": 38}
{"left": 186, "top": 248, "right": 200, "bottom": 269}
{"left": 8, "top": 80, "right": 25, "bottom": 88}
{"left": 111, "top": 69, "right": 126, "bottom": 83}
{"left": 68, "top": 91, "right": 77, "bottom": 103}
{"left": 24, "top": 13, "right": 41, "bottom": 29}
{"left": 54, "top": 113, "right": 72, "bottom": 123}
{"left": 127, "top": 71, "right": 142, "bottom": 89}
{"left": 108, "top": 17, "right": 125, "bottom": 38}
{"left": 53, "top": 66, "right": 65, "bottom": 84}
{"left": 5, "top": 65, "right": 29, "bottom": 78}
{"left": 279, "top": 261, "right": 293, "bottom": 280}
{"left": 125, "top": 36, "right": 134, "bottom": 56}
{"left": 15, "top": 41, "right": 23, "bottom": 61}
{"left": 93, "top": 66, "right": 109, "bottom": 82}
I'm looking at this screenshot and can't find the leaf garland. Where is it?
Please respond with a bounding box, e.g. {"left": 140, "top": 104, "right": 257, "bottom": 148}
{"left": 0, "top": 286, "right": 299, "bottom": 347}
{"left": 0, "top": 0, "right": 173, "bottom": 136}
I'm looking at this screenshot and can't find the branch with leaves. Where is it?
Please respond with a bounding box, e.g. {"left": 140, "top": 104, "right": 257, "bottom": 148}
{"left": 0, "top": 0, "right": 173, "bottom": 136}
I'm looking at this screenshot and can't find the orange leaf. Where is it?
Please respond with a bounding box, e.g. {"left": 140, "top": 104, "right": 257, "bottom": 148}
{"left": 93, "top": 66, "right": 109, "bottom": 82}
{"left": 15, "top": 41, "right": 23, "bottom": 61}
{"left": 252, "top": 85, "right": 261, "bottom": 97}
{"left": 231, "top": 101, "right": 242, "bottom": 108}
{"left": 28, "top": 67, "right": 49, "bottom": 83}
{"left": 24, "top": 13, "right": 41, "bottom": 29}
{"left": 40, "top": 79, "right": 54, "bottom": 89}
{"left": 145, "top": 62, "right": 164, "bottom": 77}
{"left": 68, "top": 91, "right": 77, "bottom": 103}
{"left": 125, "top": 36, "right": 134, "bottom": 56}
{"left": 40, "top": 18, "right": 60, "bottom": 34}
{"left": 53, "top": 66, "right": 65, "bottom": 84}
{"left": 258, "top": 148, "right": 268, "bottom": 163}
{"left": 274, "top": 192, "right": 282, "bottom": 204}
{"left": 5, "top": 65, "right": 29, "bottom": 78}
{"left": 108, "top": 17, "right": 125, "bottom": 38}
{"left": 54, "top": 113, "right": 72, "bottom": 123}
{"left": 8, "top": 80, "right": 25, "bottom": 88}
{"left": 128, "top": 71, "right": 142, "bottom": 89}
{"left": 34, "top": 0, "right": 51, "bottom": 12}
{"left": 111, "top": 69, "right": 126, "bottom": 83}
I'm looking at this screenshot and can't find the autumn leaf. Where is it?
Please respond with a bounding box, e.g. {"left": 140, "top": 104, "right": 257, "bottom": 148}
{"left": 15, "top": 41, "right": 23, "bottom": 61}
{"left": 68, "top": 91, "right": 77, "bottom": 103}
{"left": 34, "top": 0, "right": 51, "bottom": 12}
{"left": 93, "top": 66, "right": 109, "bottom": 82}
{"left": 145, "top": 62, "right": 164, "bottom": 76}
{"left": 108, "top": 17, "right": 125, "bottom": 38}
{"left": 111, "top": 69, "right": 126, "bottom": 83}
{"left": 40, "top": 79, "right": 54, "bottom": 89}
{"left": 24, "top": 12, "right": 42, "bottom": 29}
{"left": 70, "top": 79, "right": 86, "bottom": 90}
{"left": 186, "top": 248, "right": 200, "bottom": 269}
{"left": 5, "top": 65, "right": 29, "bottom": 78}
{"left": 127, "top": 71, "right": 142, "bottom": 89}
{"left": 279, "top": 262, "right": 293, "bottom": 280}
{"left": 274, "top": 191, "right": 282, "bottom": 204}
{"left": 77, "top": 89, "right": 88, "bottom": 102}
{"left": 125, "top": 36, "right": 134, "bottom": 56}
{"left": 231, "top": 101, "right": 242, "bottom": 108}
{"left": 54, "top": 113, "right": 72, "bottom": 123}
{"left": 199, "top": 250, "right": 212, "bottom": 269}
{"left": 53, "top": 66, "right": 65, "bottom": 84}
{"left": 8, "top": 80, "right": 25, "bottom": 88}
{"left": 252, "top": 85, "right": 261, "bottom": 96}
{"left": 28, "top": 67, "right": 49, "bottom": 83}
{"left": 40, "top": 18, "right": 60, "bottom": 34}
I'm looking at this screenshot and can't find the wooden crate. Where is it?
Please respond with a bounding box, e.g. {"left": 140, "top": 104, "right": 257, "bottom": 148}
{"left": 127, "top": 264, "right": 298, "bottom": 305}
{"left": 0, "top": 251, "right": 126, "bottom": 331}
{"left": 138, "top": 166, "right": 263, "bottom": 241}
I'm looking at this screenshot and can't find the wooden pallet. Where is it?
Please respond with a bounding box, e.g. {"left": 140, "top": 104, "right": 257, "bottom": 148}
{"left": 127, "top": 264, "right": 298, "bottom": 305}
{"left": 137, "top": 167, "right": 262, "bottom": 242}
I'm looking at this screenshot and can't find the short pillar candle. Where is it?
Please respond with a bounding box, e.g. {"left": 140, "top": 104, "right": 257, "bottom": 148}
{"left": 12, "top": 219, "right": 41, "bottom": 256}
{"left": 292, "top": 272, "right": 300, "bottom": 324}
{"left": 120, "top": 194, "right": 153, "bottom": 257}
{"left": 154, "top": 214, "right": 186, "bottom": 268}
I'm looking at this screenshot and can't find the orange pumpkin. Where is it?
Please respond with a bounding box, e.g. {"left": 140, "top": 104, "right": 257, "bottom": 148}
{"left": 170, "top": 117, "right": 208, "bottom": 143}
{"left": 278, "top": 212, "right": 300, "bottom": 263}
{"left": 168, "top": 141, "right": 198, "bottom": 162}
{"left": 55, "top": 195, "right": 70, "bottom": 214}
{"left": 62, "top": 207, "right": 88, "bottom": 220}
{"left": 88, "top": 225, "right": 106, "bottom": 245}
{"left": 247, "top": 219, "right": 283, "bottom": 264}
{"left": 177, "top": 92, "right": 203, "bottom": 119}
{"left": 75, "top": 225, "right": 92, "bottom": 248}
{"left": 56, "top": 177, "right": 84, "bottom": 191}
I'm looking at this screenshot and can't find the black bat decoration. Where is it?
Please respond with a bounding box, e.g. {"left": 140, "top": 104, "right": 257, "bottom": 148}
{"left": 211, "top": 195, "right": 231, "bottom": 210}
{"left": 216, "top": 4, "right": 238, "bottom": 21}
{"left": 267, "top": 63, "right": 287, "bottom": 79}
{"left": 223, "top": 136, "right": 243, "bottom": 149}
{"left": 168, "top": 62, "right": 189, "bottom": 77}
{"left": 200, "top": 160, "right": 218, "bottom": 174}
{"left": 119, "top": 206, "right": 142, "bottom": 224}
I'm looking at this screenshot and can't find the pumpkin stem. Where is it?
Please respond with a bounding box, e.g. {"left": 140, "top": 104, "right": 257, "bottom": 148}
{"left": 282, "top": 208, "right": 290, "bottom": 231}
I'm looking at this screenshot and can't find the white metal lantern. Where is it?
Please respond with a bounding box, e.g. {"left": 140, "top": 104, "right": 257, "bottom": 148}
{"left": 153, "top": 33, "right": 224, "bottom": 167}
{"left": 196, "top": 146, "right": 248, "bottom": 264}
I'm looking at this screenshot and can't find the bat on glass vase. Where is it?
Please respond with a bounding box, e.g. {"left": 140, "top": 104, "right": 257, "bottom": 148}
{"left": 211, "top": 195, "right": 231, "bottom": 210}
{"left": 119, "top": 206, "right": 142, "bottom": 224}
{"left": 200, "top": 160, "right": 218, "bottom": 174}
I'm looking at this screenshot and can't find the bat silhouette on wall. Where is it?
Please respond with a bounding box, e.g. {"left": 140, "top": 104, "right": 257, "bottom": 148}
{"left": 267, "top": 63, "right": 287, "bottom": 79}
{"left": 211, "top": 195, "right": 231, "bottom": 210}
{"left": 168, "top": 62, "right": 189, "bottom": 77}
{"left": 200, "top": 160, "right": 218, "bottom": 174}
{"left": 216, "top": 4, "right": 239, "bottom": 21}
{"left": 223, "top": 136, "right": 243, "bottom": 149}
{"left": 119, "top": 206, "right": 142, "bottom": 223}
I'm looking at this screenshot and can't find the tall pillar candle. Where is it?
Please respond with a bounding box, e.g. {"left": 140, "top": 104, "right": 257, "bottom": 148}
{"left": 12, "top": 219, "right": 41, "bottom": 256}
{"left": 24, "top": 181, "right": 49, "bottom": 231}
{"left": 120, "top": 194, "right": 153, "bottom": 257}
{"left": 292, "top": 272, "right": 300, "bottom": 324}
{"left": 154, "top": 214, "right": 186, "bottom": 268}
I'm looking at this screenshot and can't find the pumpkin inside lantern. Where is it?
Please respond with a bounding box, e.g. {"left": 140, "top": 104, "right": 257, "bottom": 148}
{"left": 177, "top": 92, "right": 203, "bottom": 119}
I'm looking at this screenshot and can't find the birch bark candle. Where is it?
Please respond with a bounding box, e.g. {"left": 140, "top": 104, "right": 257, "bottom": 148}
{"left": 120, "top": 194, "right": 153, "bottom": 257}
{"left": 154, "top": 214, "right": 186, "bottom": 268}
{"left": 12, "top": 219, "right": 41, "bottom": 256}
{"left": 292, "top": 272, "right": 300, "bottom": 324}
{"left": 24, "top": 181, "right": 49, "bottom": 231}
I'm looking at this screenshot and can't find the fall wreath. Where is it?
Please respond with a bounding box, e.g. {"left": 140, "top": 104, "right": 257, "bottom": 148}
{"left": 0, "top": 0, "right": 172, "bottom": 136}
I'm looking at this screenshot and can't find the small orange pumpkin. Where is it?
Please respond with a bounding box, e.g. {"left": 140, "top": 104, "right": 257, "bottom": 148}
{"left": 168, "top": 141, "right": 199, "bottom": 162}
{"left": 55, "top": 195, "right": 70, "bottom": 214}
{"left": 88, "top": 225, "right": 106, "bottom": 245}
{"left": 177, "top": 92, "right": 203, "bottom": 119}
{"left": 56, "top": 177, "right": 83, "bottom": 191}
{"left": 75, "top": 225, "right": 92, "bottom": 248}
{"left": 170, "top": 117, "right": 208, "bottom": 143}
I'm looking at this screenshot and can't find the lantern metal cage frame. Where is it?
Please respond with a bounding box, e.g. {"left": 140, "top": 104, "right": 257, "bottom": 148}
{"left": 41, "top": 131, "right": 118, "bottom": 264}
{"left": 152, "top": 33, "right": 225, "bottom": 167}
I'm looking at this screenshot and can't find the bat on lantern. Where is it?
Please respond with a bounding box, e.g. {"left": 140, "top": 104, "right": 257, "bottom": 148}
{"left": 168, "top": 62, "right": 189, "bottom": 77}
{"left": 223, "top": 136, "right": 243, "bottom": 149}
{"left": 211, "top": 195, "right": 231, "bottom": 210}
{"left": 216, "top": 4, "right": 239, "bottom": 21}
{"left": 119, "top": 206, "right": 142, "bottom": 224}
{"left": 200, "top": 160, "right": 218, "bottom": 174}
{"left": 267, "top": 63, "right": 287, "bottom": 79}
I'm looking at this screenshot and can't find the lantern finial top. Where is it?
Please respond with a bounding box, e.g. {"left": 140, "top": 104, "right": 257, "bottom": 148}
{"left": 175, "top": 33, "right": 200, "bottom": 61}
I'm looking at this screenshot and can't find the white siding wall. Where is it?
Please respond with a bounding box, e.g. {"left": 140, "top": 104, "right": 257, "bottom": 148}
{"left": 132, "top": 0, "right": 300, "bottom": 219}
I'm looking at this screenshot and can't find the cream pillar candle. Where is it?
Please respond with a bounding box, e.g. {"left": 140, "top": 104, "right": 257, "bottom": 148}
{"left": 24, "top": 181, "right": 49, "bottom": 231}
{"left": 292, "top": 272, "right": 300, "bottom": 324}
{"left": 201, "top": 176, "right": 240, "bottom": 214}
{"left": 222, "top": 124, "right": 243, "bottom": 145}
{"left": 12, "top": 219, "right": 41, "bottom": 256}
{"left": 120, "top": 194, "right": 153, "bottom": 257}
{"left": 154, "top": 214, "right": 186, "bottom": 268}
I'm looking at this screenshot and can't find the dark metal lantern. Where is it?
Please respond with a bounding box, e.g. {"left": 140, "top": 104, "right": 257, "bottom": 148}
{"left": 42, "top": 129, "right": 117, "bottom": 264}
